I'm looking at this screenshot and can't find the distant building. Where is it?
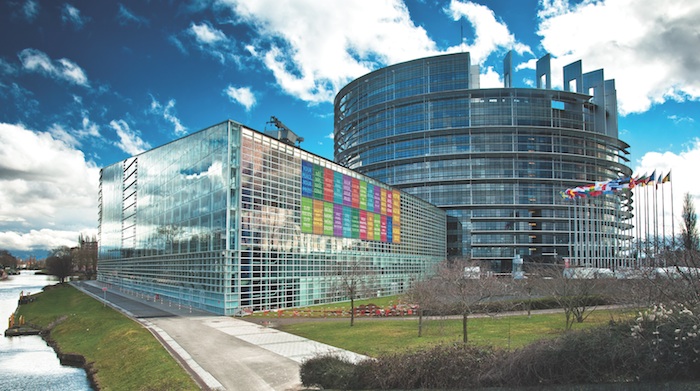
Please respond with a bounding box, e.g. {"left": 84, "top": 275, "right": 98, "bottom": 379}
{"left": 98, "top": 120, "right": 446, "bottom": 315}
{"left": 334, "top": 52, "right": 633, "bottom": 271}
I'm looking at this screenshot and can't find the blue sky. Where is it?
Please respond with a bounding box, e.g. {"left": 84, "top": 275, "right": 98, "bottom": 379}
{"left": 1, "top": 0, "right": 698, "bottom": 257}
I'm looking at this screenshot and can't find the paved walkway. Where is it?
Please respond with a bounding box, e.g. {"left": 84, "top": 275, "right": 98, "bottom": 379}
{"left": 72, "top": 281, "right": 367, "bottom": 391}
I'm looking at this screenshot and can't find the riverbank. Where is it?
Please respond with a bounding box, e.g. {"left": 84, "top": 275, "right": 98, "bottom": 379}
{"left": 13, "top": 283, "right": 199, "bottom": 391}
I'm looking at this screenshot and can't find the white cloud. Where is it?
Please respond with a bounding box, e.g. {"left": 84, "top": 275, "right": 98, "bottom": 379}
{"left": 186, "top": 21, "right": 232, "bottom": 63}
{"left": 445, "top": 0, "right": 531, "bottom": 64}
{"left": 0, "top": 123, "right": 99, "bottom": 252}
{"left": 190, "top": 22, "right": 227, "bottom": 45}
{"left": 61, "top": 3, "right": 89, "bottom": 29}
{"left": 225, "top": 86, "right": 256, "bottom": 111}
{"left": 109, "top": 119, "right": 151, "bottom": 155}
{"left": 18, "top": 48, "right": 89, "bottom": 87}
{"left": 117, "top": 3, "right": 149, "bottom": 26}
{"left": 633, "top": 138, "right": 700, "bottom": 238}
{"left": 668, "top": 115, "right": 695, "bottom": 125}
{"left": 22, "top": 0, "right": 39, "bottom": 22}
{"left": 46, "top": 115, "right": 101, "bottom": 148}
{"left": 535, "top": 0, "right": 700, "bottom": 115}
{"left": 0, "top": 229, "right": 88, "bottom": 252}
{"left": 0, "top": 57, "right": 18, "bottom": 76}
{"left": 150, "top": 97, "right": 187, "bottom": 136}
{"left": 218, "top": 0, "right": 438, "bottom": 103}
{"left": 217, "top": 0, "right": 527, "bottom": 104}
{"left": 479, "top": 66, "right": 503, "bottom": 88}
{"left": 48, "top": 124, "right": 80, "bottom": 147}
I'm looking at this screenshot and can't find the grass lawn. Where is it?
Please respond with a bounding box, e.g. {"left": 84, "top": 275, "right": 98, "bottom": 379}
{"left": 247, "top": 294, "right": 405, "bottom": 318}
{"left": 15, "top": 284, "right": 199, "bottom": 391}
{"left": 278, "top": 309, "right": 634, "bottom": 357}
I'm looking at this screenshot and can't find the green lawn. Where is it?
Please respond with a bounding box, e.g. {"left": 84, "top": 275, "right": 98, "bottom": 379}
{"left": 278, "top": 309, "right": 633, "bottom": 357}
{"left": 15, "top": 284, "right": 199, "bottom": 391}
{"left": 247, "top": 294, "right": 406, "bottom": 318}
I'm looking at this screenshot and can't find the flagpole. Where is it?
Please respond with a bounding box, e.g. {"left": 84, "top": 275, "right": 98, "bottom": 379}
{"left": 670, "top": 171, "right": 675, "bottom": 249}
{"left": 653, "top": 175, "right": 658, "bottom": 257}
{"left": 661, "top": 172, "right": 666, "bottom": 251}
{"left": 646, "top": 181, "right": 651, "bottom": 263}
{"left": 635, "top": 183, "right": 641, "bottom": 267}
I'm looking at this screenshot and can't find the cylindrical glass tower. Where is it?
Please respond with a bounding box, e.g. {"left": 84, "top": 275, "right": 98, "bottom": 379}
{"left": 334, "top": 52, "right": 633, "bottom": 271}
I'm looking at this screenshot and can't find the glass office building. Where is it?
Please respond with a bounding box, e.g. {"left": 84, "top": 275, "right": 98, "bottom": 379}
{"left": 334, "top": 52, "right": 633, "bottom": 271}
{"left": 98, "top": 120, "right": 446, "bottom": 315}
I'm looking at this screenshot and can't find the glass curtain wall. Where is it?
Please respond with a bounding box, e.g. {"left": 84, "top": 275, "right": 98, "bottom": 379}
{"left": 99, "top": 121, "right": 446, "bottom": 315}
{"left": 335, "top": 53, "right": 633, "bottom": 271}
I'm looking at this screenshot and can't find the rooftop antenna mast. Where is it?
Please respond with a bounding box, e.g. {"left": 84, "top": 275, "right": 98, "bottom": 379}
{"left": 266, "top": 116, "right": 304, "bottom": 147}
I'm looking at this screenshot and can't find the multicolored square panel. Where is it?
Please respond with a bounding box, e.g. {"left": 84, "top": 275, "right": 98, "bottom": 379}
{"left": 301, "top": 160, "right": 400, "bottom": 243}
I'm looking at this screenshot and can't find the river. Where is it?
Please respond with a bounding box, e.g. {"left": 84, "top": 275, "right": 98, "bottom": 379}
{"left": 0, "top": 271, "right": 92, "bottom": 391}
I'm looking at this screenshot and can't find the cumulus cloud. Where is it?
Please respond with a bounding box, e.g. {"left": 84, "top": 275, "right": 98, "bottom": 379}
{"left": 116, "top": 3, "right": 149, "bottom": 26}
{"left": 633, "top": 138, "right": 700, "bottom": 237}
{"left": 18, "top": 48, "right": 89, "bottom": 87}
{"left": 0, "top": 123, "right": 99, "bottom": 252}
{"left": 479, "top": 66, "right": 503, "bottom": 88}
{"left": 445, "top": 0, "right": 531, "bottom": 64}
{"left": 61, "top": 3, "right": 89, "bottom": 29}
{"left": 150, "top": 97, "right": 187, "bottom": 136}
{"left": 218, "top": 0, "right": 437, "bottom": 103}
{"left": 216, "top": 0, "right": 527, "bottom": 104}
{"left": 225, "top": 86, "right": 256, "bottom": 111}
{"left": 535, "top": 0, "right": 700, "bottom": 115}
{"left": 110, "top": 119, "right": 151, "bottom": 155}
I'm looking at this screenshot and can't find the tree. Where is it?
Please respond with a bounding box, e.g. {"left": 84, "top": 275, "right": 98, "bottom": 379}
{"left": 406, "top": 273, "right": 442, "bottom": 337}
{"left": 334, "top": 257, "right": 377, "bottom": 327}
{"left": 74, "top": 234, "right": 98, "bottom": 278}
{"left": 0, "top": 249, "right": 18, "bottom": 269}
{"left": 533, "top": 264, "right": 601, "bottom": 330}
{"left": 45, "top": 246, "right": 75, "bottom": 283}
{"left": 431, "top": 259, "right": 509, "bottom": 343}
{"left": 681, "top": 192, "right": 699, "bottom": 253}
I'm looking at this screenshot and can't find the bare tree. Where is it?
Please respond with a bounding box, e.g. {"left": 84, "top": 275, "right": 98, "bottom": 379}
{"left": 648, "top": 193, "right": 700, "bottom": 307}
{"left": 431, "top": 259, "right": 510, "bottom": 343}
{"left": 335, "top": 257, "right": 377, "bottom": 326}
{"left": 533, "top": 264, "right": 601, "bottom": 330}
{"left": 406, "top": 273, "right": 442, "bottom": 337}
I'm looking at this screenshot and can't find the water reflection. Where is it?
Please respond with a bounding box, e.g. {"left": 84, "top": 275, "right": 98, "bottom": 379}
{"left": 0, "top": 271, "right": 92, "bottom": 391}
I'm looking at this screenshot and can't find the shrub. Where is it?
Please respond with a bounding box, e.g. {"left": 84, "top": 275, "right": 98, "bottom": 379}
{"left": 629, "top": 302, "right": 700, "bottom": 380}
{"left": 300, "top": 354, "right": 358, "bottom": 389}
{"left": 300, "top": 303, "right": 700, "bottom": 389}
{"left": 354, "top": 344, "right": 502, "bottom": 390}
{"left": 494, "top": 320, "right": 636, "bottom": 386}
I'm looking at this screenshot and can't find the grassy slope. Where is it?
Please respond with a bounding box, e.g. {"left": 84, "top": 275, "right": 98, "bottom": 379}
{"left": 279, "top": 309, "right": 633, "bottom": 357}
{"left": 15, "top": 284, "right": 198, "bottom": 391}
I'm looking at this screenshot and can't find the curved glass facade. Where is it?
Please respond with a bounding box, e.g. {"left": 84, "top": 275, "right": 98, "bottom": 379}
{"left": 335, "top": 53, "right": 633, "bottom": 270}
{"left": 98, "top": 121, "right": 445, "bottom": 315}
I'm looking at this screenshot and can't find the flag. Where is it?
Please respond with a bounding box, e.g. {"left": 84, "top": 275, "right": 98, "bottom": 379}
{"left": 635, "top": 173, "right": 648, "bottom": 187}
{"left": 662, "top": 171, "right": 671, "bottom": 183}
{"left": 647, "top": 170, "right": 656, "bottom": 185}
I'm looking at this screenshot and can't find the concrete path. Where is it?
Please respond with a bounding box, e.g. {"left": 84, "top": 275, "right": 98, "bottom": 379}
{"left": 72, "top": 281, "right": 367, "bottom": 391}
